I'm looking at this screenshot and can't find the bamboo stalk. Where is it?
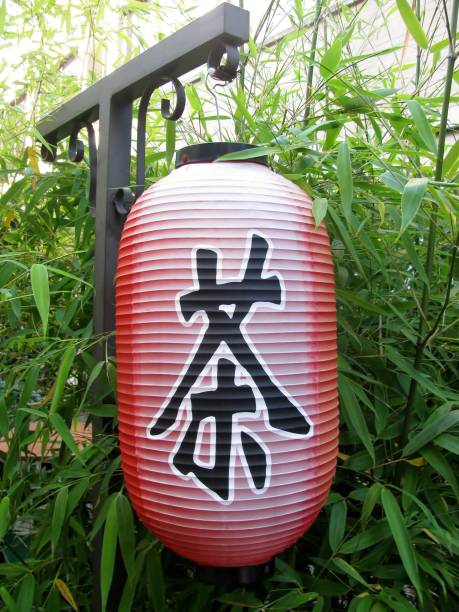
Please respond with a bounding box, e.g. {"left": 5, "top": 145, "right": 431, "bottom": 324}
{"left": 303, "top": 0, "right": 323, "bottom": 127}
{"left": 399, "top": 0, "right": 459, "bottom": 449}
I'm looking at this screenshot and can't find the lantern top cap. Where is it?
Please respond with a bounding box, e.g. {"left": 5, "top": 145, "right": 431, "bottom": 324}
{"left": 175, "top": 142, "right": 268, "bottom": 168}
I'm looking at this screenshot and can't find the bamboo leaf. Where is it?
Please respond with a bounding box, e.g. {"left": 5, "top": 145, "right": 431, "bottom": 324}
{"left": 274, "top": 558, "right": 303, "bottom": 587}
{"left": 333, "top": 558, "right": 368, "bottom": 587}
{"left": 403, "top": 410, "right": 459, "bottom": 456}
{"left": 269, "top": 591, "right": 318, "bottom": 610}
{"left": 0, "top": 496, "right": 10, "bottom": 541}
{"left": 0, "top": 0, "right": 6, "bottom": 35}
{"left": 116, "top": 493, "right": 136, "bottom": 580}
{"left": 146, "top": 547, "right": 165, "bottom": 612}
{"left": 407, "top": 101, "right": 437, "bottom": 154}
{"left": 78, "top": 360, "right": 104, "bottom": 411}
{"left": 218, "top": 591, "right": 262, "bottom": 608}
{"left": 17, "top": 575, "right": 35, "bottom": 612}
{"left": 339, "top": 374, "right": 375, "bottom": 463}
{"left": 294, "top": 0, "right": 303, "bottom": 21}
{"left": 30, "top": 263, "right": 49, "bottom": 335}
{"left": 396, "top": 0, "right": 428, "bottom": 49}
{"left": 399, "top": 177, "right": 428, "bottom": 237}
{"left": 54, "top": 578, "right": 78, "bottom": 611}
{"left": 312, "top": 197, "right": 328, "bottom": 227}
{"left": 337, "top": 140, "right": 353, "bottom": 226}
{"left": 444, "top": 138, "right": 459, "bottom": 177}
{"left": 50, "top": 343, "right": 76, "bottom": 415}
{"left": 381, "top": 487, "right": 423, "bottom": 603}
{"left": 434, "top": 433, "right": 459, "bottom": 455}
{"left": 320, "top": 36, "right": 343, "bottom": 79}
{"left": 218, "top": 145, "right": 281, "bottom": 161}
{"left": 100, "top": 497, "right": 118, "bottom": 612}
{"left": 51, "top": 487, "right": 69, "bottom": 556}
{"left": 329, "top": 500, "right": 347, "bottom": 550}
{"left": 341, "top": 521, "right": 390, "bottom": 554}
{"left": 49, "top": 413, "right": 84, "bottom": 464}
{"left": 0, "top": 587, "right": 18, "bottom": 612}
{"left": 361, "top": 483, "right": 382, "bottom": 524}
{"left": 421, "top": 446, "right": 459, "bottom": 500}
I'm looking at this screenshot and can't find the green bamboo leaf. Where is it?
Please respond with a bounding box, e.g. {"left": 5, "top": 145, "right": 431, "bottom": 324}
{"left": 30, "top": 263, "right": 49, "bottom": 335}
{"left": 434, "top": 433, "right": 459, "bottom": 455}
{"left": 444, "top": 138, "right": 459, "bottom": 177}
{"left": 19, "top": 364, "right": 40, "bottom": 407}
{"left": 146, "top": 547, "right": 165, "bottom": 612}
{"left": 165, "top": 119, "right": 176, "bottom": 167}
{"left": 333, "top": 558, "right": 368, "bottom": 587}
{"left": 78, "top": 361, "right": 104, "bottom": 411}
{"left": 269, "top": 591, "right": 318, "bottom": 610}
{"left": 0, "top": 496, "right": 10, "bottom": 541}
{"left": 329, "top": 500, "right": 347, "bottom": 550}
{"left": 0, "top": 396, "right": 8, "bottom": 441}
{"left": 361, "top": 483, "right": 382, "bottom": 524}
{"left": 294, "top": 0, "right": 304, "bottom": 21}
{"left": 49, "top": 413, "right": 84, "bottom": 464}
{"left": 116, "top": 494, "right": 136, "bottom": 580}
{"left": 0, "top": 0, "right": 6, "bottom": 35}
{"left": 337, "top": 140, "right": 353, "bottom": 226}
{"left": 312, "top": 198, "right": 328, "bottom": 227}
{"left": 421, "top": 446, "right": 459, "bottom": 501}
{"left": 274, "top": 558, "right": 303, "bottom": 587}
{"left": 403, "top": 409, "right": 459, "bottom": 456}
{"left": 17, "top": 575, "right": 35, "bottom": 612}
{"left": 337, "top": 288, "right": 388, "bottom": 315}
{"left": 396, "top": 0, "right": 428, "bottom": 49}
{"left": 50, "top": 343, "right": 76, "bottom": 415}
{"left": 218, "top": 145, "right": 281, "bottom": 161}
{"left": 320, "top": 36, "right": 343, "bottom": 79}
{"left": 47, "top": 264, "right": 93, "bottom": 288}
{"left": 339, "top": 374, "right": 375, "bottom": 463}
{"left": 430, "top": 32, "right": 459, "bottom": 53}
{"left": 0, "top": 587, "right": 19, "bottom": 612}
{"left": 381, "top": 487, "right": 423, "bottom": 603}
{"left": 218, "top": 591, "right": 262, "bottom": 608}
{"left": 101, "top": 497, "right": 118, "bottom": 612}
{"left": 399, "top": 177, "right": 428, "bottom": 237}
{"left": 340, "top": 521, "right": 390, "bottom": 554}
{"left": 52, "top": 487, "right": 69, "bottom": 556}
{"left": 407, "top": 101, "right": 437, "bottom": 154}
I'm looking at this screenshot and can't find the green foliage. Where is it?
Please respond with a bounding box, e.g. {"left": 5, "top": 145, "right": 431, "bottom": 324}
{"left": 1, "top": 0, "right": 459, "bottom": 610}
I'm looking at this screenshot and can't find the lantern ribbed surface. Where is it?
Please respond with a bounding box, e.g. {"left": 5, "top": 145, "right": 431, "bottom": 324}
{"left": 115, "top": 157, "right": 338, "bottom": 568}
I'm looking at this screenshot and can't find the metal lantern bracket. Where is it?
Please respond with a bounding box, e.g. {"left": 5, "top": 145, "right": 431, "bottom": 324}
{"left": 37, "top": 0, "right": 248, "bottom": 384}
{"left": 36, "top": 3, "right": 249, "bottom": 608}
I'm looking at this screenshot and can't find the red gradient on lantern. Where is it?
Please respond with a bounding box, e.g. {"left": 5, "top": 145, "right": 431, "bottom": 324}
{"left": 115, "top": 160, "right": 338, "bottom": 567}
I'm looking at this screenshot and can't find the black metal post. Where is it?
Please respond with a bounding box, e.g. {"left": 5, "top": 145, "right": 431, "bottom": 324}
{"left": 37, "top": 4, "right": 249, "bottom": 609}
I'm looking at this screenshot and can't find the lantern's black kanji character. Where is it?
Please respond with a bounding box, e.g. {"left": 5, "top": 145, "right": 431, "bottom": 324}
{"left": 148, "top": 233, "right": 310, "bottom": 499}
{"left": 172, "top": 358, "right": 266, "bottom": 501}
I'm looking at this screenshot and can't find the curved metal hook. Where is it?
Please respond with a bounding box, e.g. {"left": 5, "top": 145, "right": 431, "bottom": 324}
{"left": 207, "top": 42, "right": 240, "bottom": 82}
{"left": 68, "top": 121, "right": 98, "bottom": 209}
{"left": 40, "top": 140, "right": 57, "bottom": 163}
{"left": 136, "top": 76, "right": 186, "bottom": 199}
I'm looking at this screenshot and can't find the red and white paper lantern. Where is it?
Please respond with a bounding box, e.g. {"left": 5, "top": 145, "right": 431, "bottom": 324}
{"left": 115, "top": 143, "right": 338, "bottom": 573}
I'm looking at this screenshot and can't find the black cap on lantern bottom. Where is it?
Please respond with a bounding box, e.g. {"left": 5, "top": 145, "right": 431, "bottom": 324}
{"left": 175, "top": 142, "right": 268, "bottom": 168}
{"left": 195, "top": 560, "right": 274, "bottom": 586}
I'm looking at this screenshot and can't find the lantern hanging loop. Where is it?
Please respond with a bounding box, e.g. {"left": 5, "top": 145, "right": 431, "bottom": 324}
{"left": 205, "top": 74, "right": 229, "bottom": 142}
{"left": 68, "top": 121, "right": 98, "bottom": 211}
{"left": 40, "top": 139, "right": 57, "bottom": 163}
{"left": 135, "top": 76, "right": 186, "bottom": 199}
{"left": 207, "top": 41, "right": 240, "bottom": 81}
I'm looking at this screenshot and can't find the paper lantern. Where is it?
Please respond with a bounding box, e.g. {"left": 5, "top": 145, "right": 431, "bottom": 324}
{"left": 115, "top": 143, "right": 338, "bottom": 580}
